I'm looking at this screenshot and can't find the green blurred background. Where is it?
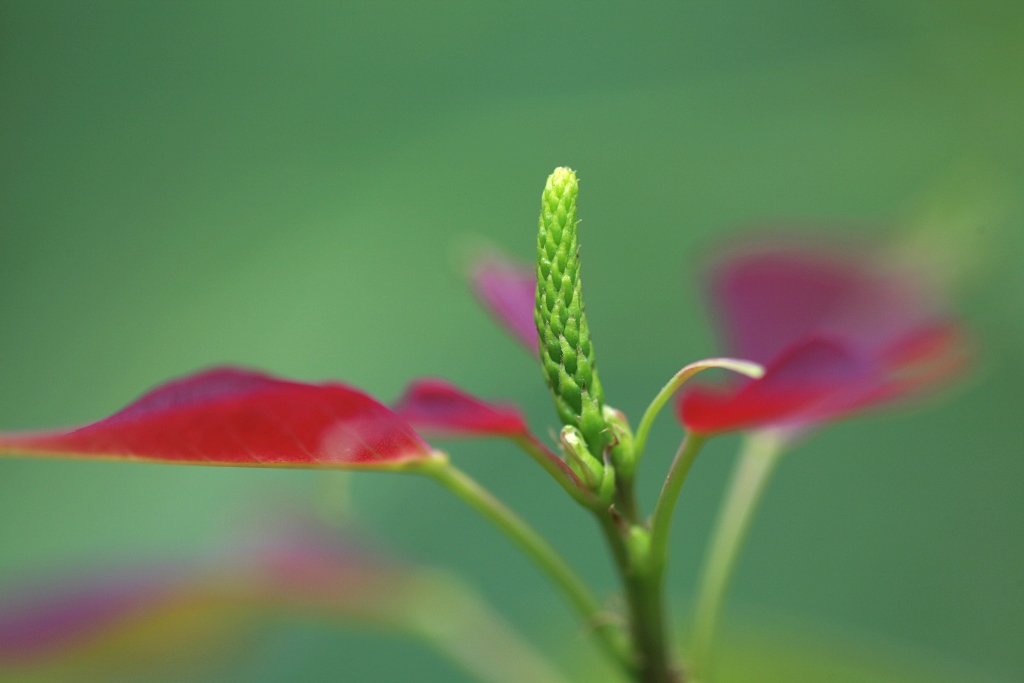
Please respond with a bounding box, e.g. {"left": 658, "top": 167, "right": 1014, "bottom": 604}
{"left": 1, "top": 2, "right": 1022, "bottom": 681}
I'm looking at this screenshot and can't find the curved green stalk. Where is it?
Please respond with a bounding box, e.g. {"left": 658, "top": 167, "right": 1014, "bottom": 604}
{"left": 630, "top": 359, "right": 763, "bottom": 480}
{"left": 418, "top": 455, "right": 632, "bottom": 672}
{"left": 689, "top": 433, "right": 785, "bottom": 683}
{"left": 648, "top": 433, "right": 708, "bottom": 582}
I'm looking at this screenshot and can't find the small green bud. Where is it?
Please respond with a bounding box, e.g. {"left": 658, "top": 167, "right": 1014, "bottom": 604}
{"left": 535, "top": 167, "right": 608, "bottom": 458}
{"left": 560, "top": 425, "right": 617, "bottom": 504}
{"left": 559, "top": 425, "right": 603, "bottom": 489}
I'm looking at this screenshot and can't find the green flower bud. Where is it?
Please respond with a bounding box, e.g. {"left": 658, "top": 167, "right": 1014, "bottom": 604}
{"left": 560, "top": 425, "right": 616, "bottom": 505}
{"left": 535, "top": 168, "right": 608, "bottom": 458}
{"left": 559, "top": 425, "right": 603, "bottom": 489}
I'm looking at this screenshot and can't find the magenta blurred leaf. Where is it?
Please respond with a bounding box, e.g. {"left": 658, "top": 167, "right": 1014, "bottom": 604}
{"left": 0, "top": 368, "right": 432, "bottom": 469}
{"left": 0, "top": 522, "right": 572, "bottom": 683}
{"left": 680, "top": 241, "right": 969, "bottom": 434}
{"left": 0, "top": 573, "right": 183, "bottom": 665}
{"left": 708, "top": 241, "right": 947, "bottom": 364}
{"left": 393, "top": 379, "right": 529, "bottom": 438}
{"left": 470, "top": 251, "right": 539, "bottom": 355}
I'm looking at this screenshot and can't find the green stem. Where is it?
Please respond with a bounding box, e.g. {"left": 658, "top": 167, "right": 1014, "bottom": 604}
{"left": 589, "top": 427, "right": 716, "bottom": 680}
{"left": 420, "top": 456, "right": 632, "bottom": 672}
{"left": 597, "top": 513, "right": 677, "bottom": 683}
{"left": 689, "top": 433, "right": 785, "bottom": 683}
{"left": 603, "top": 433, "right": 707, "bottom": 683}
{"left": 631, "top": 360, "right": 763, "bottom": 479}
{"left": 627, "top": 571, "right": 674, "bottom": 683}
{"left": 614, "top": 478, "right": 641, "bottom": 524}
{"left": 648, "top": 433, "right": 708, "bottom": 582}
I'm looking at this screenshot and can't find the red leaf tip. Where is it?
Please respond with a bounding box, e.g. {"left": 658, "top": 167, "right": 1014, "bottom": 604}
{"left": 393, "top": 378, "right": 529, "bottom": 438}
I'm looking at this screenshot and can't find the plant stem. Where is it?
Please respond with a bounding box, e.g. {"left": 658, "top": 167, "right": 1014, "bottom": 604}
{"left": 688, "top": 433, "right": 784, "bottom": 683}
{"left": 597, "top": 437, "right": 706, "bottom": 683}
{"left": 614, "top": 478, "right": 641, "bottom": 523}
{"left": 631, "top": 360, "right": 763, "bottom": 480}
{"left": 421, "top": 456, "right": 632, "bottom": 673}
{"left": 596, "top": 509, "right": 680, "bottom": 683}
{"left": 600, "top": 433, "right": 706, "bottom": 683}
{"left": 648, "top": 433, "right": 707, "bottom": 581}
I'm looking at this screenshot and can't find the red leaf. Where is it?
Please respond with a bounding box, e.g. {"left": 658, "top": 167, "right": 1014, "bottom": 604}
{"left": 680, "top": 338, "right": 875, "bottom": 433}
{"left": 0, "top": 368, "right": 432, "bottom": 469}
{"left": 393, "top": 378, "right": 529, "bottom": 438}
{"left": 391, "top": 380, "right": 588, "bottom": 494}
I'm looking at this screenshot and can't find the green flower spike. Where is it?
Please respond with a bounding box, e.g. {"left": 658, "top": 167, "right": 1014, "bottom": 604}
{"left": 535, "top": 167, "right": 610, "bottom": 476}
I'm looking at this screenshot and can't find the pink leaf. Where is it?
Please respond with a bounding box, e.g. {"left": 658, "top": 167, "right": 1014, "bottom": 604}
{"left": 0, "top": 368, "right": 432, "bottom": 469}
{"left": 709, "top": 240, "right": 942, "bottom": 364}
{"left": 470, "top": 252, "right": 539, "bottom": 355}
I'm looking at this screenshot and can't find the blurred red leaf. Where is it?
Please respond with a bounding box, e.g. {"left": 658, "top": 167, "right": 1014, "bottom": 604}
{"left": 680, "top": 241, "right": 969, "bottom": 434}
{"left": 0, "top": 521, "right": 572, "bottom": 683}
{"left": 0, "top": 523, "right": 408, "bottom": 668}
